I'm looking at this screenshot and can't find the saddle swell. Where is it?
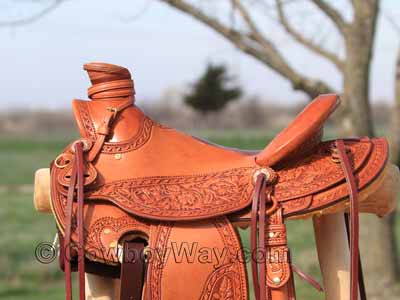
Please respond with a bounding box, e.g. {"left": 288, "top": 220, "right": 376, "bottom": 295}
{"left": 49, "top": 62, "right": 390, "bottom": 300}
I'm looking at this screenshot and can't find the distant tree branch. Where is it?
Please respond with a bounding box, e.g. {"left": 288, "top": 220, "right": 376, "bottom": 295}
{"left": 0, "top": 0, "right": 65, "bottom": 27}
{"left": 230, "top": 0, "right": 268, "bottom": 46}
{"left": 276, "top": 0, "right": 344, "bottom": 71}
{"left": 391, "top": 48, "right": 400, "bottom": 165}
{"left": 384, "top": 11, "right": 400, "bottom": 167}
{"left": 309, "top": 0, "right": 348, "bottom": 35}
{"left": 161, "top": 0, "right": 334, "bottom": 98}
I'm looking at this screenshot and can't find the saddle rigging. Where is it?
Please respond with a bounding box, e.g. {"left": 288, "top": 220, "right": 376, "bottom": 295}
{"left": 49, "top": 62, "right": 389, "bottom": 300}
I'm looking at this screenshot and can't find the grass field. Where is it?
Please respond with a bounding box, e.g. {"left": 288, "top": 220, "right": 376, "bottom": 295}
{"left": 0, "top": 133, "right": 398, "bottom": 300}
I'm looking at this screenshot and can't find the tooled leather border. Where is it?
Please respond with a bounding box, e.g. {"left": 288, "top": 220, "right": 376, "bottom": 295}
{"left": 147, "top": 223, "right": 172, "bottom": 300}
{"left": 85, "top": 215, "right": 150, "bottom": 264}
{"left": 282, "top": 138, "right": 388, "bottom": 217}
{"left": 148, "top": 219, "right": 248, "bottom": 300}
{"left": 77, "top": 101, "right": 154, "bottom": 153}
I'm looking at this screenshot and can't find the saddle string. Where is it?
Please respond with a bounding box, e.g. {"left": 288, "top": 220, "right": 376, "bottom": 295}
{"left": 336, "top": 139, "right": 366, "bottom": 300}
{"left": 290, "top": 264, "right": 323, "bottom": 292}
{"left": 344, "top": 214, "right": 367, "bottom": 300}
{"left": 258, "top": 175, "right": 268, "bottom": 300}
{"left": 250, "top": 174, "right": 265, "bottom": 300}
{"left": 75, "top": 143, "right": 86, "bottom": 300}
{"left": 64, "top": 141, "right": 86, "bottom": 300}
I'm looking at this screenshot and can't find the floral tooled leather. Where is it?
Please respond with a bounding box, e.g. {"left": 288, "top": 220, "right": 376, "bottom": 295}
{"left": 86, "top": 167, "right": 256, "bottom": 220}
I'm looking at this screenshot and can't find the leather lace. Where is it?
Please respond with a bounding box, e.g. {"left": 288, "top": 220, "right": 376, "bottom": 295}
{"left": 336, "top": 139, "right": 366, "bottom": 300}
{"left": 64, "top": 142, "right": 85, "bottom": 300}
{"left": 250, "top": 139, "right": 366, "bottom": 300}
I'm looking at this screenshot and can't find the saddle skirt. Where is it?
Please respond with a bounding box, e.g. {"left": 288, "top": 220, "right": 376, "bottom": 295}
{"left": 49, "top": 62, "right": 389, "bottom": 300}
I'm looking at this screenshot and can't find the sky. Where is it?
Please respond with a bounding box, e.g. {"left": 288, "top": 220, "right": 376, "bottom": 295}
{"left": 0, "top": 0, "right": 399, "bottom": 111}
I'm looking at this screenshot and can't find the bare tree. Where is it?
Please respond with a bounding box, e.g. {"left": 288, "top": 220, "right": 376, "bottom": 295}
{"left": 159, "top": 1, "right": 399, "bottom": 296}
{"left": 0, "top": 0, "right": 64, "bottom": 27}
{"left": 160, "top": 0, "right": 378, "bottom": 134}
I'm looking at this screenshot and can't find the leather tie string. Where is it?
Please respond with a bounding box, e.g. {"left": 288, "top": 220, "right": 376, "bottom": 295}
{"left": 64, "top": 142, "right": 86, "bottom": 300}
{"left": 251, "top": 173, "right": 268, "bottom": 300}
{"left": 336, "top": 139, "right": 366, "bottom": 300}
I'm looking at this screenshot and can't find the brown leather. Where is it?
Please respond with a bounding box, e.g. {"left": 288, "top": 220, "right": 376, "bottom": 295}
{"left": 337, "top": 140, "right": 360, "bottom": 300}
{"left": 63, "top": 145, "right": 77, "bottom": 300}
{"left": 291, "top": 265, "right": 323, "bottom": 292}
{"left": 251, "top": 175, "right": 262, "bottom": 299}
{"left": 120, "top": 241, "right": 146, "bottom": 300}
{"left": 48, "top": 63, "right": 389, "bottom": 300}
{"left": 345, "top": 214, "right": 367, "bottom": 300}
{"left": 63, "top": 142, "right": 86, "bottom": 300}
{"left": 75, "top": 143, "right": 85, "bottom": 300}
{"left": 251, "top": 174, "right": 266, "bottom": 300}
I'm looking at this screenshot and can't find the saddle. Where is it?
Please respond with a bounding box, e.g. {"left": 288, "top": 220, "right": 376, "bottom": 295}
{"left": 49, "top": 62, "right": 389, "bottom": 300}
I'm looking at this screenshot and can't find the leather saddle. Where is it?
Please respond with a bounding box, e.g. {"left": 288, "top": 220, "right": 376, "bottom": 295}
{"left": 50, "top": 62, "right": 388, "bottom": 300}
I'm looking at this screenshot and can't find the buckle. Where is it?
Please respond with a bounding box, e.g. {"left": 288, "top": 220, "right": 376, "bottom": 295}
{"left": 106, "top": 106, "right": 118, "bottom": 119}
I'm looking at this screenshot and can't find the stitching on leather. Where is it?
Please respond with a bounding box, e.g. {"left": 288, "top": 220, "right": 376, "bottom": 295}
{"left": 79, "top": 102, "right": 154, "bottom": 154}
{"left": 148, "top": 224, "right": 172, "bottom": 300}
{"left": 78, "top": 102, "right": 97, "bottom": 139}
{"left": 102, "top": 117, "right": 154, "bottom": 153}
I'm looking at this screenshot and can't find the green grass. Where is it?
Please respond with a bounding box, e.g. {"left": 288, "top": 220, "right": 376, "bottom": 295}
{"left": 0, "top": 135, "right": 73, "bottom": 186}
{"left": 0, "top": 190, "right": 63, "bottom": 300}
{"left": 0, "top": 133, "right": 398, "bottom": 300}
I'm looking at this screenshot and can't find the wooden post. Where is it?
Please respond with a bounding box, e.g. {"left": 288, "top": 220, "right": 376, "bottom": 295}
{"left": 33, "top": 168, "right": 51, "bottom": 213}
{"left": 85, "top": 274, "right": 120, "bottom": 300}
{"left": 313, "top": 213, "right": 360, "bottom": 300}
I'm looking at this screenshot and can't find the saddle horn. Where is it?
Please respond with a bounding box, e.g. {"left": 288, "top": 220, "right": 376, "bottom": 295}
{"left": 83, "top": 62, "right": 135, "bottom": 100}
{"left": 256, "top": 94, "right": 340, "bottom": 167}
